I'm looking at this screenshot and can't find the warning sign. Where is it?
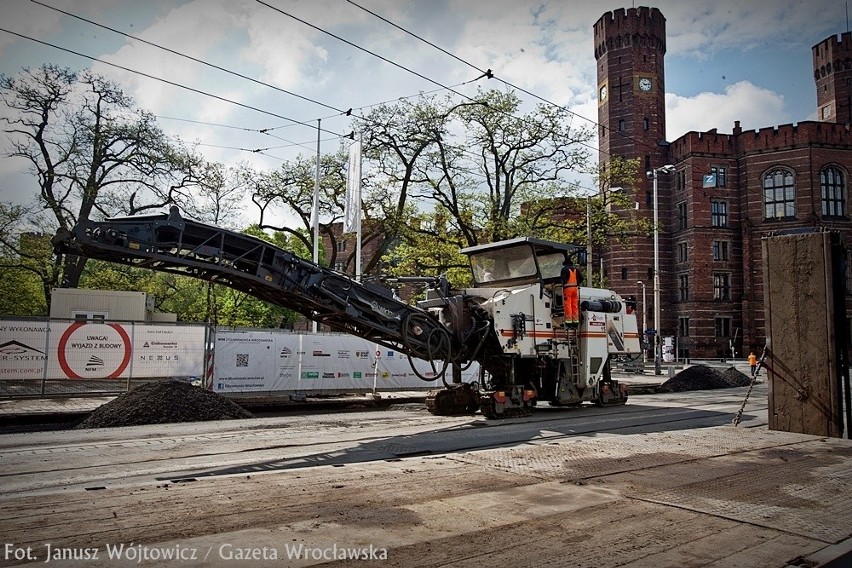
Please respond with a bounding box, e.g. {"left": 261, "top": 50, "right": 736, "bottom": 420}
{"left": 57, "top": 322, "right": 132, "bottom": 379}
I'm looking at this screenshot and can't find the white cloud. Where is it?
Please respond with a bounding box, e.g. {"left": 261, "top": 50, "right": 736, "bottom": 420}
{"left": 90, "top": 0, "right": 254, "bottom": 115}
{"left": 0, "top": 0, "right": 839, "bottom": 203}
{"left": 656, "top": 0, "right": 842, "bottom": 57}
{"left": 665, "top": 81, "right": 788, "bottom": 140}
{"left": 0, "top": 0, "right": 64, "bottom": 56}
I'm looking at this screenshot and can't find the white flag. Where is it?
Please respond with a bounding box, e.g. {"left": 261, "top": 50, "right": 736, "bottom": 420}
{"left": 343, "top": 140, "right": 362, "bottom": 234}
{"left": 309, "top": 188, "right": 319, "bottom": 229}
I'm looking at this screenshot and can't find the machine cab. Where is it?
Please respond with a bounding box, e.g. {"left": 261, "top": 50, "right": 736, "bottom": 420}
{"left": 462, "top": 237, "right": 585, "bottom": 289}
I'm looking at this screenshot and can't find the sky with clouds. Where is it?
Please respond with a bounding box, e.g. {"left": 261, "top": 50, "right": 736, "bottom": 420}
{"left": 0, "top": 0, "right": 847, "bottom": 214}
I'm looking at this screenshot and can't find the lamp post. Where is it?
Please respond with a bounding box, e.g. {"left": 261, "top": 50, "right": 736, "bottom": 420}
{"left": 636, "top": 280, "right": 646, "bottom": 363}
{"left": 586, "top": 196, "right": 592, "bottom": 280}
{"left": 647, "top": 165, "right": 675, "bottom": 375}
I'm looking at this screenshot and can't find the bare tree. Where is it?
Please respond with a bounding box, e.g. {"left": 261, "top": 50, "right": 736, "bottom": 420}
{"left": 422, "top": 90, "right": 592, "bottom": 245}
{"left": 353, "top": 96, "right": 454, "bottom": 274}
{"left": 0, "top": 64, "right": 202, "bottom": 293}
{"left": 249, "top": 150, "right": 349, "bottom": 265}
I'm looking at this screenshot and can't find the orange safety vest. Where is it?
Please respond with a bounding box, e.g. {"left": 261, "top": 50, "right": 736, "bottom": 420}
{"left": 563, "top": 268, "right": 580, "bottom": 324}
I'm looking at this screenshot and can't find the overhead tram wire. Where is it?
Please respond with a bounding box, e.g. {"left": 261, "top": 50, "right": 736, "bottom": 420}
{"left": 0, "top": 27, "right": 344, "bottom": 138}
{"left": 8, "top": 7, "right": 585, "bottom": 186}
{"left": 157, "top": 115, "right": 315, "bottom": 151}
{"left": 344, "top": 0, "right": 488, "bottom": 77}
{"left": 28, "top": 0, "right": 347, "bottom": 117}
{"left": 25, "top": 0, "right": 489, "bottom": 141}
{"left": 265, "top": 0, "right": 603, "bottom": 157}
{"left": 343, "top": 1, "right": 664, "bottom": 160}
{"left": 195, "top": 134, "right": 342, "bottom": 159}
{"left": 35, "top": 0, "right": 555, "bottom": 155}
{"left": 254, "top": 0, "right": 482, "bottom": 105}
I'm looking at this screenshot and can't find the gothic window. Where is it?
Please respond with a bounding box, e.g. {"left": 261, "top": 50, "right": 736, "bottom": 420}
{"left": 711, "top": 166, "right": 726, "bottom": 187}
{"left": 713, "top": 272, "right": 730, "bottom": 300}
{"left": 678, "top": 273, "right": 689, "bottom": 301}
{"left": 821, "top": 166, "right": 846, "bottom": 217}
{"left": 677, "top": 202, "right": 687, "bottom": 230}
{"left": 678, "top": 317, "right": 690, "bottom": 337}
{"left": 712, "top": 240, "right": 729, "bottom": 261}
{"left": 763, "top": 168, "right": 796, "bottom": 219}
{"left": 715, "top": 317, "right": 732, "bottom": 338}
{"left": 711, "top": 200, "right": 727, "bottom": 227}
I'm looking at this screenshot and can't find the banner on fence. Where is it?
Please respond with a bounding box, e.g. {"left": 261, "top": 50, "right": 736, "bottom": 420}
{"left": 1, "top": 319, "right": 478, "bottom": 394}
{"left": 212, "top": 330, "right": 477, "bottom": 393}
{"left": 0, "top": 320, "right": 205, "bottom": 380}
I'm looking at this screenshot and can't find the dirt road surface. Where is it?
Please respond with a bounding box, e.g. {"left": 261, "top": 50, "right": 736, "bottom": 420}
{"left": 0, "top": 385, "right": 850, "bottom": 567}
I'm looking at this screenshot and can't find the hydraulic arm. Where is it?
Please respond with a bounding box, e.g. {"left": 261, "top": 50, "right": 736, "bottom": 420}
{"left": 52, "top": 207, "right": 461, "bottom": 371}
{"left": 54, "top": 208, "right": 641, "bottom": 418}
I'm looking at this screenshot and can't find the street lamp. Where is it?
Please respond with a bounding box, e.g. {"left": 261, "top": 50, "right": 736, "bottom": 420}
{"left": 586, "top": 196, "right": 593, "bottom": 280}
{"left": 647, "top": 165, "right": 675, "bottom": 375}
{"left": 636, "top": 280, "right": 647, "bottom": 363}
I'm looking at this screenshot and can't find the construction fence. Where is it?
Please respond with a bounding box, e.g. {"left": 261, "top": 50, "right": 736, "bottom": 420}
{"left": 0, "top": 318, "right": 473, "bottom": 398}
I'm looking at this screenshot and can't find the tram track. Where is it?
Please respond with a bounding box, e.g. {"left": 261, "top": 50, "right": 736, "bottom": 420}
{"left": 0, "top": 386, "right": 768, "bottom": 497}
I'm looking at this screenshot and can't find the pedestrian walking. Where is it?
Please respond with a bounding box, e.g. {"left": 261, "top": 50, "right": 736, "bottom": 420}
{"left": 748, "top": 351, "right": 758, "bottom": 377}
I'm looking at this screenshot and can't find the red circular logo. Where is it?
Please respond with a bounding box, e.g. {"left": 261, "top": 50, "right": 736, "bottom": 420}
{"left": 57, "top": 322, "right": 132, "bottom": 379}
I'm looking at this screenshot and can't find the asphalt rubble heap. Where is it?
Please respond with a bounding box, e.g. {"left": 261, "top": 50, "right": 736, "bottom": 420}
{"left": 76, "top": 380, "right": 252, "bottom": 429}
{"left": 75, "top": 366, "right": 753, "bottom": 428}
{"left": 657, "top": 364, "right": 753, "bottom": 393}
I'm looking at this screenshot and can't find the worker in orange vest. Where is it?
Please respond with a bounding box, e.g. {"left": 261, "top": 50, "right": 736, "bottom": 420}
{"left": 748, "top": 351, "right": 758, "bottom": 376}
{"left": 561, "top": 258, "right": 582, "bottom": 327}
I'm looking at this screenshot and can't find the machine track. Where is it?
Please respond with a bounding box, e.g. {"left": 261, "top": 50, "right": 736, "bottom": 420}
{"left": 425, "top": 384, "right": 479, "bottom": 416}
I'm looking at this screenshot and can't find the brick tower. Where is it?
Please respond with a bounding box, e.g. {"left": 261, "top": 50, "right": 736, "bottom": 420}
{"left": 813, "top": 31, "right": 852, "bottom": 124}
{"left": 593, "top": 7, "right": 671, "bottom": 339}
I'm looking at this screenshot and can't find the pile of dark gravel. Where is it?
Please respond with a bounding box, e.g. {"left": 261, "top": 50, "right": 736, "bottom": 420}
{"left": 76, "top": 380, "right": 252, "bottom": 429}
{"left": 657, "top": 365, "right": 753, "bottom": 393}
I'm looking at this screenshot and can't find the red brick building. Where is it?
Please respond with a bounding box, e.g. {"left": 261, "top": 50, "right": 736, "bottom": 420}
{"left": 595, "top": 7, "right": 852, "bottom": 358}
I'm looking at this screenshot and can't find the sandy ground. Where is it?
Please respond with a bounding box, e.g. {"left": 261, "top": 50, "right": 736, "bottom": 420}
{"left": 0, "top": 382, "right": 850, "bottom": 567}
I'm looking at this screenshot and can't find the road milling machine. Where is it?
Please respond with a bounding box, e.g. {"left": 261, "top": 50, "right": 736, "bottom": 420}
{"left": 53, "top": 207, "right": 641, "bottom": 418}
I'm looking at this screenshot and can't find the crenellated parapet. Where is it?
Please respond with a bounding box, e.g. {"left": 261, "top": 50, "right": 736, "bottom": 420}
{"left": 813, "top": 31, "right": 852, "bottom": 80}
{"left": 593, "top": 6, "right": 666, "bottom": 60}
{"left": 669, "top": 121, "right": 852, "bottom": 160}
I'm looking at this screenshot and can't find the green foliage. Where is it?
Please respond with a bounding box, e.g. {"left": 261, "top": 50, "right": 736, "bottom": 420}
{"left": 381, "top": 210, "right": 472, "bottom": 291}
{"left": 78, "top": 259, "right": 297, "bottom": 328}
{"left": 0, "top": 205, "right": 56, "bottom": 316}
{"left": 0, "top": 265, "right": 47, "bottom": 316}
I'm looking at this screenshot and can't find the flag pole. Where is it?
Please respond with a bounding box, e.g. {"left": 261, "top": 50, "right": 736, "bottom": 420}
{"left": 312, "top": 118, "right": 321, "bottom": 333}
{"left": 355, "top": 136, "right": 362, "bottom": 282}
{"left": 344, "top": 137, "right": 363, "bottom": 282}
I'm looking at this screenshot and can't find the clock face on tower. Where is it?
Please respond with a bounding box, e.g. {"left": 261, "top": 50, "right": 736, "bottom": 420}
{"left": 599, "top": 85, "right": 607, "bottom": 100}
{"left": 638, "top": 77, "right": 652, "bottom": 92}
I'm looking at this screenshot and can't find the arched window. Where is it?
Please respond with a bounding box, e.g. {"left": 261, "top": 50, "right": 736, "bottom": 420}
{"left": 821, "top": 166, "right": 846, "bottom": 217}
{"left": 763, "top": 168, "right": 795, "bottom": 219}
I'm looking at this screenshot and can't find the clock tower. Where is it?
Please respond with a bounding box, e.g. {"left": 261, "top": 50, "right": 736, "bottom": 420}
{"left": 594, "top": 7, "right": 671, "bottom": 338}
{"left": 813, "top": 31, "right": 852, "bottom": 124}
